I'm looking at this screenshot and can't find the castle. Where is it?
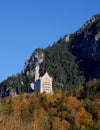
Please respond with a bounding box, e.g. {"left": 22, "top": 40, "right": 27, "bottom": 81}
{"left": 33, "top": 63, "right": 53, "bottom": 94}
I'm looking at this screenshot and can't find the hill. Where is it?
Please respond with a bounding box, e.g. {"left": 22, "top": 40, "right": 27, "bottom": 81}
{"left": 0, "top": 14, "right": 100, "bottom": 94}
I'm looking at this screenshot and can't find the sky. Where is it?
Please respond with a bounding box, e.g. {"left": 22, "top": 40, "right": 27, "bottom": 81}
{"left": 0, "top": 0, "right": 100, "bottom": 82}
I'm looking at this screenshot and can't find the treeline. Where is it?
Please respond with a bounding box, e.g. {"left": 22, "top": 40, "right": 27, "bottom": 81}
{"left": 0, "top": 73, "right": 34, "bottom": 96}
{"left": 0, "top": 37, "right": 85, "bottom": 94}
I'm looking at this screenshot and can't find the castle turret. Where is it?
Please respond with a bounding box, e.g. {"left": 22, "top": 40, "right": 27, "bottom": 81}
{"left": 35, "top": 63, "right": 39, "bottom": 82}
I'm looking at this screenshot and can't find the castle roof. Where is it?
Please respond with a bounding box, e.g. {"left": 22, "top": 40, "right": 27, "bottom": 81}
{"left": 40, "top": 72, "right": 52, "bottom": 81}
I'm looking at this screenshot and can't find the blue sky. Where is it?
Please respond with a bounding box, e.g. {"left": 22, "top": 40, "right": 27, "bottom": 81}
{"left": 0, "top": 0, "right": 100, "bottom": 82}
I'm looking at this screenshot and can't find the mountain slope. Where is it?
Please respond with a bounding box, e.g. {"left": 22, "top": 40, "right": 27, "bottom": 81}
{"left": 69, "top": 14, "right": 100, "bottom": 79}
{"left": 0, "top": 14, "right": 100, "bottom": 93}
{"left": 22, "top": 14, "right": 100, "bottom": 89}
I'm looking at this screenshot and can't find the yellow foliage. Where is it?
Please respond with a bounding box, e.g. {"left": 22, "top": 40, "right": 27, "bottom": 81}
{"left": 52, "top": 117, "right": 70, "bottom": 130}
{"left": 33, "top": 108, "right": 50, "bottom": 130}
{"left": 76, "top": 107, "right": 94, "bottom": 127}
{"left": 0, "top": 93, "right": 99, "bottom": 129}
{"left": 64, "top": 96, "right": 82, "bottom": 110}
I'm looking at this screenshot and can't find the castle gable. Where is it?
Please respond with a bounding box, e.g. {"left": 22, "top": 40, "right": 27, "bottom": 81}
{"left": 40, "top": 72, "right": 52, "bottom": 82}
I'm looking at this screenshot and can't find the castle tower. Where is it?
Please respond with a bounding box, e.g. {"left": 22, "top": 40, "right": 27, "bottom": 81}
{"left": 35, "top": 63, "right": 39, "bottom": 82}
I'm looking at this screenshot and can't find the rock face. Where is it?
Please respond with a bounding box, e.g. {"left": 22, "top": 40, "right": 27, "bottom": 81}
{"left": 70, "top": 14, "right": 100, "bottom": 79}
{"left": 23, "top": 49, "right": 44, "bottom": 77}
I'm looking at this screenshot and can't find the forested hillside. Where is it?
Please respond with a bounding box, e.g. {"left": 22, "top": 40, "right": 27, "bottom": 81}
{"left": 0, "top": 14, "right": 100, "bottom": 94}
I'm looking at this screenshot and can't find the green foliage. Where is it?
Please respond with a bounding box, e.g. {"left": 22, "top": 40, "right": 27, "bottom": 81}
{"left": 84, "top": 100, "right": 97, "bottom": 120}
{"left": 79, "top": 80, "right": 100, "bottom": 99}
{"left": 0, "top": 74, "right": 23, "bottom": 94}
{"left": 0, "top": 72, "right": 34, "bottom": 94}
{"left": 40, "top": 38, "right": 84, "bottom": 89}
